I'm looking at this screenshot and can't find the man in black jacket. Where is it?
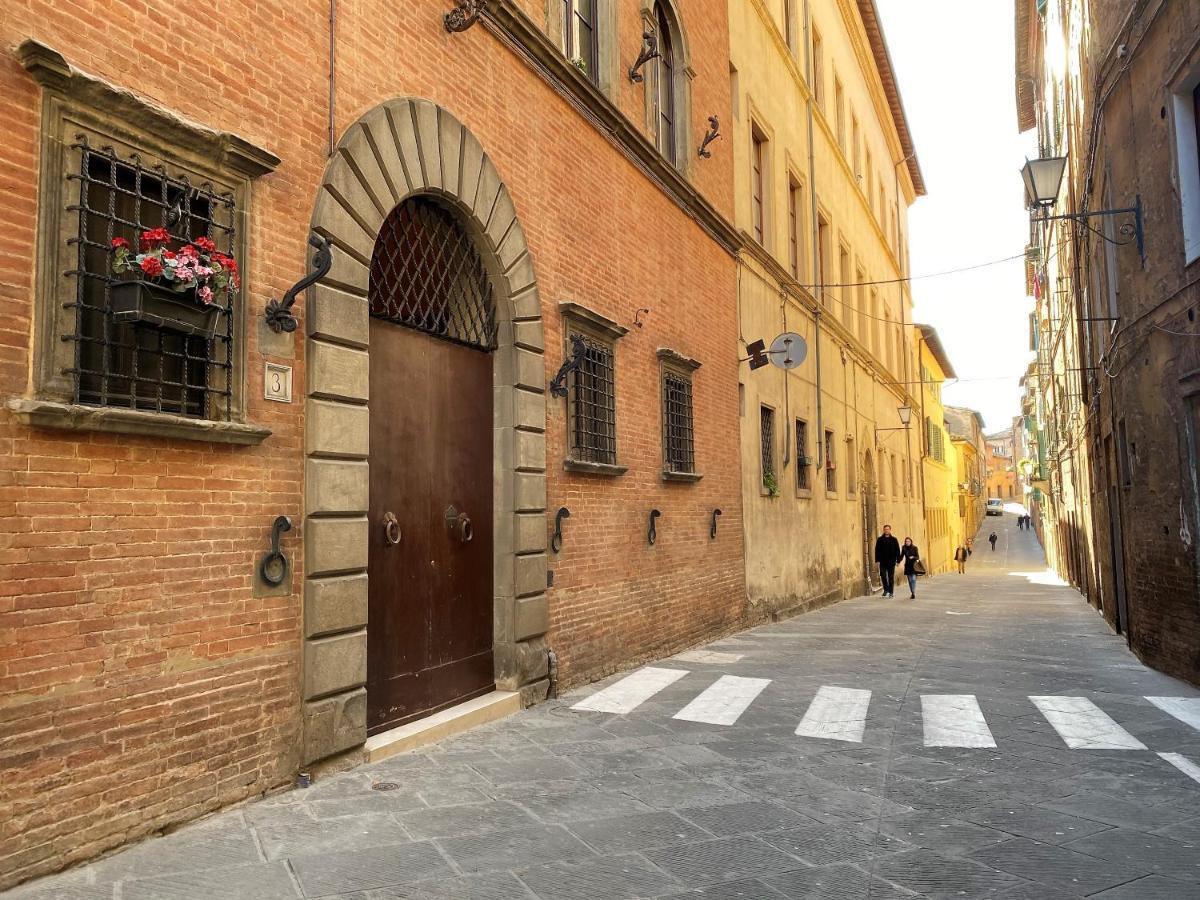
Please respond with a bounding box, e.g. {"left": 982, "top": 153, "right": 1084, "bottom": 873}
{"left": 874, "top": 524, "right": 902, "bottom": 598}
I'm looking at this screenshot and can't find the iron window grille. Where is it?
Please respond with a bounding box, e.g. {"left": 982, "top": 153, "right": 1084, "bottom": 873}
{"left": 66, "top": 139, "right": 236, "bottom": 420}
{"left": 795, "top": 419, "right": 810, "bottom": 490}
{"left": 369, "top": 195, "right": 497, "bottom": 350}
{"left": 760, "top": 406, "right": 776, "bottom": 488}
{"left": 567, "top": 332, "right": 617, "bottom": 465}
{"left": 662, "top": 370, "right": 695, "bottom": 474}
{"left": 824, "top": 429, "right": 836, "bottom": 492}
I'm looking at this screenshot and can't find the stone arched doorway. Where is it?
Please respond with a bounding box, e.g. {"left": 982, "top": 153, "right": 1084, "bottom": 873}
{"left": 861, "top": 449, "right": 878, "bottom": 592}
{"left": 300, "top": 99, "right": 549, "bottom": 764}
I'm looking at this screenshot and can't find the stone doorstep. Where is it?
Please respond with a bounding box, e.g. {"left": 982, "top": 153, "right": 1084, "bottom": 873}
{"left": 364, "top": 691, "right": 521, "bottom": 763}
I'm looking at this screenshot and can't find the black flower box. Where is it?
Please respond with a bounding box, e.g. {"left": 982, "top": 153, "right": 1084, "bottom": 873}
{"left": 109, "top": 281, "right": 223, "bottom": 339}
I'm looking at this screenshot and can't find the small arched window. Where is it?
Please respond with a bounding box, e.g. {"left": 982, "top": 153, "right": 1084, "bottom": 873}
{"left": 651, "top": 2, "right": 677, "bottom": 165}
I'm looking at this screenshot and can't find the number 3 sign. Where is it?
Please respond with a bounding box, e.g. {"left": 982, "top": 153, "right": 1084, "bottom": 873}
{"left": 264, "top": 363, "right": 293, "bottom": 403}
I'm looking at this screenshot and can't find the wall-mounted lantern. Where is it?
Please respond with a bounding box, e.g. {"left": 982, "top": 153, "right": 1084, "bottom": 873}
{"left": 1021, "top": 155, "right": 1144, "bottom": 260}
{"left": 874, "top": 404, "right": 912, "bottom": 446}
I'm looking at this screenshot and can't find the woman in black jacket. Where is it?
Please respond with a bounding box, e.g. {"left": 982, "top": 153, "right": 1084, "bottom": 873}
{"left": 901, "top": 537, "right": 921, "bottom": 600}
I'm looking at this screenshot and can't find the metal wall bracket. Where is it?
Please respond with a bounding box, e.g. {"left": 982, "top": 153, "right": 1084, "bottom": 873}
{"left": 444, "top": 0, "right": 487, "bottom": 32}
{"left": 265, "top": 233, "right": 333, "bottom": 334}
{"left": 629, "top": 31, "right": 660, "bottom": 82}
{"left": 698, "top": 117, "right": 721, "bottom": 158}
{"left": 259, "top": 515, "right": 292, "bottom": 586}
{"left": 549, "top": 334, "right": 587, "bottom": 398}
{"left": 648, "top": 509, "right": 661, "bottom": 545}
{"left": 710, "top": 508, "right": 722, "bottom": 539}
{"left": 551, "top": 507, "right": 570, "bottom": 553}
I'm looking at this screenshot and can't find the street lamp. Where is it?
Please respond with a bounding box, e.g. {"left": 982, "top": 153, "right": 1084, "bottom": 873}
{"left": 875, "top": 404, "right": 912, "bottom": 445}
{"left": 1020, "top": 156, "right": 1067, "bottom": 209}
{"left": 1021, "top": 154, "right": 1144, "bottom": 260}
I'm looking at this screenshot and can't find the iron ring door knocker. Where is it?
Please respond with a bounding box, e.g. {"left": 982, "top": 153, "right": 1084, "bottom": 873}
{"left": 551, "top": 507, "right": 570, "bottom": 554}
{"left": 445, "top": 505, "right": 474, "bottom": 544}
{"left": 259, "top": 515, "right": 293, "bottom": 586}
{"left": 382, "top": 511, "right": 401, "bottom": 546}
{"left": 648, "top": 509, "right": 661, "bottom": 545}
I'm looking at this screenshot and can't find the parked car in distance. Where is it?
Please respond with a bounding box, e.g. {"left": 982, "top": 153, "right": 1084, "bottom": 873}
{"left": 986, "top": 498, "right": 1004, "bottom": 516}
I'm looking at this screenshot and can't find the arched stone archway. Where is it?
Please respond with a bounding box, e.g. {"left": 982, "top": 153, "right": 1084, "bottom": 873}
{"left": 300, "top": 98, "right": 549, "bottom": 764}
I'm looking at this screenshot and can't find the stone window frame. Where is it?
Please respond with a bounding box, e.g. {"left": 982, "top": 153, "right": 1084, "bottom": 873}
{"left": 657, "top": 348, "right": 701, "bottom": 482}
{"left": 560, "top": 302, "right": 628, "bottom": 476}
{"left": 547, "top": 0, "right": 617, "bottom": 95}
{"left": 824, "top": 427, "right": 837, "bottom": 496}
{"left": 12, "top": 41, "right": 278, "bottom": 445}
{"left": 640, "top": 0, "right": 695, "bottom": 176}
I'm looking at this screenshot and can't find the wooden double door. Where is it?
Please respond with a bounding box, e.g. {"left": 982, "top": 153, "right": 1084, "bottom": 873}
{"left": 366, "top": 319, "right": 494, "bottom": 735}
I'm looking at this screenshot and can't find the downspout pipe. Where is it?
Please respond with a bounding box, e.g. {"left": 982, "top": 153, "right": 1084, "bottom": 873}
{"left": 803, "top": 0, "right": 823, "bottom": 469}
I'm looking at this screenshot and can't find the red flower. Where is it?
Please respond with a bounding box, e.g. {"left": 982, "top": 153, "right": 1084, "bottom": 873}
{"left": 110, "top": 237, "right": 130, "bottom": 250}
{"left": 162, "top": 250, "right": 176, "bottom": 260}
{"left": 139, "top": 227, "right": 172, "bottom": 250}
{"left": 178, "top": 243, "right": 199, "bottom": 258}
{"left": 193, "top": 236, "right": 216, "bottom": 253}
{"left": 139, "top": 256, "right": 164, "bottom": 277}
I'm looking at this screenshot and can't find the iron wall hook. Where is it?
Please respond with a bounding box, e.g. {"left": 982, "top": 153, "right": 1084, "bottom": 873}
{"left": 265, "top": 233, "right": 333, "bottom": 334}
{"left": 710, "top": 508, "right": 722, "bottom": 539}
{"left": 648, "top": 509, "right": 661, "bottom": 545}
{"left": 550, "top": 334, "right": 587, "bottom": 398}
{"left": 698, "top": 117, "right": 721, "bottom": 159}
{"left": 629, "top": 31, "right": 661, "bottom": 83}
{"left": 259, "top": 515, "right": 293, "bottom": 586}
{"left": 551, "top": 507, "right": 571, "bottom": 554}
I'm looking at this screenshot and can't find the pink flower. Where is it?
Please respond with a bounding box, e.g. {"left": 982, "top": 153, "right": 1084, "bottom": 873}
{"left": 198, "top": 285, "right": 214, "bottom": 305}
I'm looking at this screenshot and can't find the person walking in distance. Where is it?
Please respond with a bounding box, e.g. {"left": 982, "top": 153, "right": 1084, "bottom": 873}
{"left": 954, "top": 544, "right": 969, "bottom": 574}
{"left": 874, "top": 524, "right": 902, "bottom": 598}
{"left": 901, "top": 537, "right": 921, "bottom": 599}
{"left": 989, "top": 531, "right": 998, "bottom": 551}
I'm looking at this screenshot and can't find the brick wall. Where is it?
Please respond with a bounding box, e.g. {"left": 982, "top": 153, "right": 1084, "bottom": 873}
{"left": 0, "top": 0, "right": 744, "bottom": 885}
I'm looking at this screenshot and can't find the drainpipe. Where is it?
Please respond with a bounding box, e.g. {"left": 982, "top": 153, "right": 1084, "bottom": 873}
{"left": 802, "top": 0, "right": 824, "bottom": 469}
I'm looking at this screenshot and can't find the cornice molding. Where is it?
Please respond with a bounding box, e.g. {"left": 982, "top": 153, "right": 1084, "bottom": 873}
{"left": 481, "top": 1, "right": 741, "bottom": 257}
{"left": 17, "top": 39, "right": 280, "bottom": 180}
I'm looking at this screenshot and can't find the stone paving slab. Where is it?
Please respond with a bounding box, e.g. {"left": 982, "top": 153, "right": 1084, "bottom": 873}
{"left": 9, "top": 516, "right": 1200, "bottom": 899}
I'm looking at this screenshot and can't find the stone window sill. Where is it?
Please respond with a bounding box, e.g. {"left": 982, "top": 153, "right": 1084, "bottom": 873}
{"left": 7, "top": 398, "right": 272, "bottom": 445}
{"left": 662, "top": 470, "right": 703, "bottom": 483}
{"left": 796, "top": 488, "right": 813, "bottom": 499}
{"left": 563, "top": 458, "right": 627, "bottom": 477}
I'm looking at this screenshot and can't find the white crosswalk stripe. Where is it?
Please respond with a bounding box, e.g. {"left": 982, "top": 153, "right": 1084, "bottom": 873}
{"left": 672, "top": 675, "right": 771, "bottom": 726}
{"left": 570, "top": 667, "right": 688, "bottom": 714}
{"left": 1030, "top": 695, "right": 1148, "bottom": 750}
{"left": 1159, "top": 752, "right": 1200, "bottom": 785}
{"left": 922, "top": 694, "right": 997, "bottom": 748}
{"left": 795, "top": 686, "right": 871, "bottom": 742}
{"left": 1146, "top": 697, "right": 1200, "bottom": 732}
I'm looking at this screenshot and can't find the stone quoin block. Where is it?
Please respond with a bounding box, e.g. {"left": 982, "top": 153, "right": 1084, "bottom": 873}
{"left": 514, "top": 593, "right": 549, "bottom": 641}
{"left": 306, "top": 458, "right": 369, "bottom": 516}
{"left": 305, "top": 573, "right": 369, "bottom": 638}
{"left": 303, "top": 687, "right": 367, "bottom": 763}
{"left": 307, "top": 399, "right": 369, "bottom": 458}
{"left": 305, "top": 517, "right": 369, "bottom": 576}
{"left": 307, "top": 283, "right": 369, "bottom": 349}
{"left": 515, "top": 552, "right": 548, "bottom": 598}
{"left": 514, "top": 472, "right": 547, "bottom": 513}
{"left": 308, "top": 341, "right": 369, "bottom": 404}
{"left": 304, "top": 630, "right": 368, "bottom": 699}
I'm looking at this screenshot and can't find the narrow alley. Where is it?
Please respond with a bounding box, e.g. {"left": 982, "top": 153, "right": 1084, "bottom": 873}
{"left": 11, "top": 513, "right": 1200, "bottom": 899}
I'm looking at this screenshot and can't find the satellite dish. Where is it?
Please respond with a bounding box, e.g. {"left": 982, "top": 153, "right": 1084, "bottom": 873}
{"left": 769, "top": 332, "right": 807, "bottom": 369}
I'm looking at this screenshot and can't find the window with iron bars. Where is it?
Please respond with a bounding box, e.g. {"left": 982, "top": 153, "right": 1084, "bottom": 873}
{"left": 661, "top": 370, "right": 695, "bottom": 475}
{"left": 66, "top": 140, "right": 236, "bottom": 420}
{"left": 567, "top": 332, "right": 617, "bottom": 465}
{"left": 824, "top": 429, "right": 836, "bottom": 492}
{"left": 760, "top": 406, "right": 776, "bottom": 492}
{"left": 795, "top": 418, "right": 810, "bottom": 491}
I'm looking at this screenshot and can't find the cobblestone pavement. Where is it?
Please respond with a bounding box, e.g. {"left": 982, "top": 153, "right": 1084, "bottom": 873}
{"left": 10, "top": 513, "right": 1200, "bottom": 899}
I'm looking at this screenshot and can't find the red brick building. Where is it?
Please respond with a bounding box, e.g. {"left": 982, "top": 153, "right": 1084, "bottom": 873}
{"left": 0, "top": 1, "right": 745, "bottom": 886}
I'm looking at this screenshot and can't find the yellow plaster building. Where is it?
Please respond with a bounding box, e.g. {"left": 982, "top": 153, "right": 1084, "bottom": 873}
{"left": 915, "top": 325, "right": 956, "bottom": 575}
{"left": 729, "top": 0, "right": 926, "bottom": 613}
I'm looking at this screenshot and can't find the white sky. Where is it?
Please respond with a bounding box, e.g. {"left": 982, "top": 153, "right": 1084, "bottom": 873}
{"left": 875, "top": 0, "right": 1038, "bottom": 433}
